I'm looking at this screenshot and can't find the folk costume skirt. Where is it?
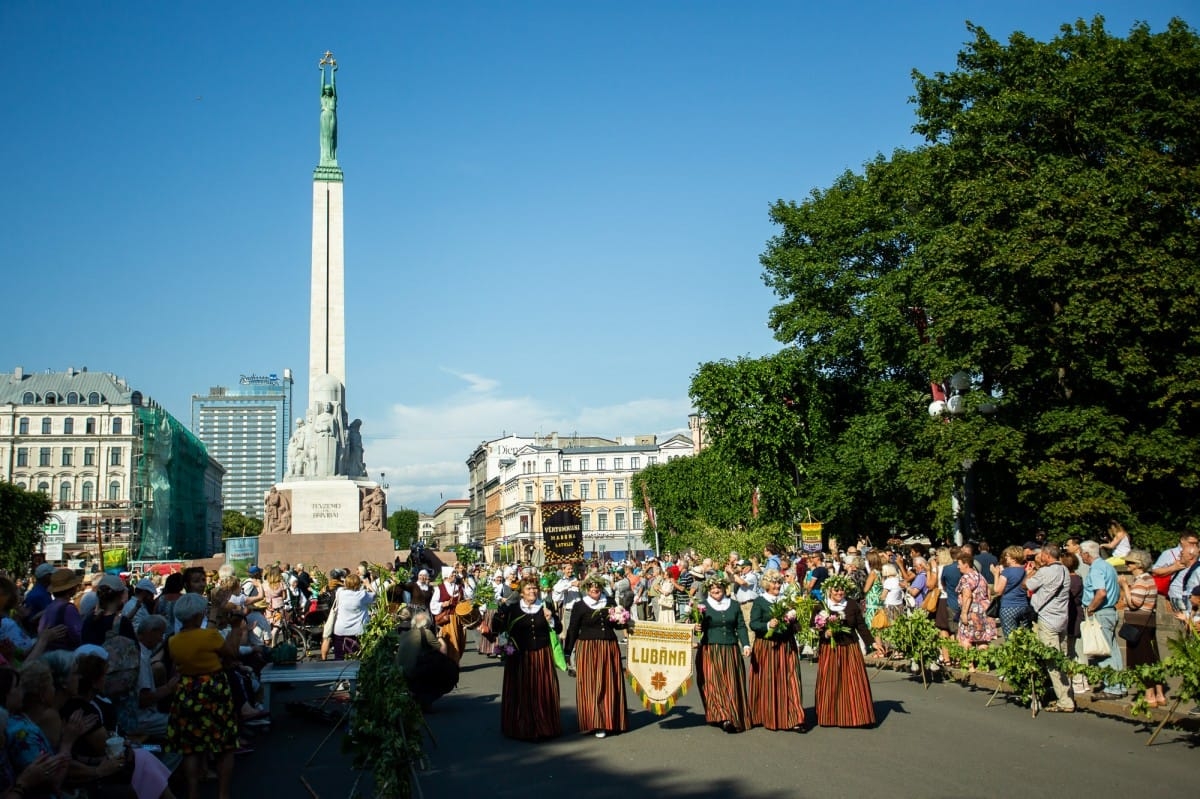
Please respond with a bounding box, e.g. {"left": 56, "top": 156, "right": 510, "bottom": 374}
{"left": 477, "top": 609, "right": 498, "bottom": 656}
{"left": 574, "top": 638, "right": 629, "bottom": 734}
{"left": 815, "top": 639, "right": 876, "bottom": 727}
{"left": 167, "top": 672, "right": 239, "bottom": 755}
{"left": 500, "top": 646, "right": 562, "bottom": 741}
{"left": 748, "top": 637, "right": 804, "bottom": 730}
{"left": 695, "top": 643, "right": 751, "bottom": 731}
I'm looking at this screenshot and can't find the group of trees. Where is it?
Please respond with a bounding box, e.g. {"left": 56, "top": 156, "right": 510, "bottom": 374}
{"left": 639, "top": 17, "right": 1199, "bottom": 553}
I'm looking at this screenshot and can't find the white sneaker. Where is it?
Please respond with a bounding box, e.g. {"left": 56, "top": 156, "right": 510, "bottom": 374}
{"left": 594, "top": 731, "right": 606, "bottom": 739}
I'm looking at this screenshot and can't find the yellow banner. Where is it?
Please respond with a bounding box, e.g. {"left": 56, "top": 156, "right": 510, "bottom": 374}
{"left": 626, "top": 621, "right": 694, "bottom": 715}
{"left": 799, "top": 522, "right": 824, "bottom": 553}
{"left": 103, "top": 548, "right": 128, "bottom": 571}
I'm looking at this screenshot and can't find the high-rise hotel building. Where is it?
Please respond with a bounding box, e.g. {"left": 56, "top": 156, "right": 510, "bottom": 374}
{"left": 191, "top": 370, "right": 293, "bottom": 518}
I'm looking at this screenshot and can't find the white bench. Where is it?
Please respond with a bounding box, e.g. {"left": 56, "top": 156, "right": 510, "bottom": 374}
{"left": 259, "top": 659, "right": 360, "bottom": 706}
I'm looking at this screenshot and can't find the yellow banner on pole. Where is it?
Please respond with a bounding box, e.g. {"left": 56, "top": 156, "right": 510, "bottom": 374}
{"left": 799, "top": 522, "right": 824, "bottom": 553}
{"left": 102, "top": 548, "right": 128, "bottom": 571}
{"left": 625, "top": 621, "right": 694, "bottom": 715}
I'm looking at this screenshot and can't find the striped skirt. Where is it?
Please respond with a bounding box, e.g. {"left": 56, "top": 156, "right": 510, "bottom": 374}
{"left": 748, "top": 637, "right": 804, "bottom": 730}
{"left": 815, "top": 640, "right": 876, "bottom": 728}
{"left": 695, "top": 643, "right": 751, "bottom": 731}
{"left": 477, "top": 609, "right": 498, "bottom": 655}
{"left": 574, "top": 638, "right": 629, "bottom": 734}
{"left": 500, "top": 646, "right": 562, "bottom": 741}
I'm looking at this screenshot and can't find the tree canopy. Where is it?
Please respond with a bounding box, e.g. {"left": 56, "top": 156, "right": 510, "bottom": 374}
{"left": 0, "top": 482, "right": 51, "bottom": 574}
{"left": 222, "top": 510, "right": 262, "bottom": 539}
{"left": 719, "top": 16, "right": 1200, "bottom": 547}
{"left": 387, "top": 509, "right": 420, "bottom": 547}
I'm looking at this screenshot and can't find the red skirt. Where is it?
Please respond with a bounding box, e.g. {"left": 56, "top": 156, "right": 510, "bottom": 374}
{"left": 500, "top": 646, "right": 562, "bottom": 740}
{"left": 695, "top": 643, "right": 751, "bottom": 731}
{"left": 574, "top": 638, "right": 629, "bottom": 734}
{"left": 815, "top": 640, "right": 876, "bottom": 727}
{"left": 748, "top": 637, "right": 804, "bottom": 730}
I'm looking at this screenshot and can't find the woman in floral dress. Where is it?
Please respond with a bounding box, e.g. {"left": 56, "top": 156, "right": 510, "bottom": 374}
{"left": 863, "top": 551, "right": 884, "bottom": 623}
{"left": 955, "top": 552, "right": 997, "bottom": 655}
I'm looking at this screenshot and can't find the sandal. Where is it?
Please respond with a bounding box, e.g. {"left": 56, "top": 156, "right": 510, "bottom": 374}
{"left": 1043, "top": 704, "right": 1074, "bottom": 713}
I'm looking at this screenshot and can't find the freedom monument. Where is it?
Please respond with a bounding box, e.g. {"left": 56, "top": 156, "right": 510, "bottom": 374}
{"left": 258, "top": 53, "right": 396, "bottom": 567}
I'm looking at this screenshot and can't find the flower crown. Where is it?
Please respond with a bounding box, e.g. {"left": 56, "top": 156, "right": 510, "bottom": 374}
{"left": 821, "top": 573, "right": 857, "bottom": 595}
{"left": 700, "top": 575, "right": 731, "bottom": 593}
{"left": 580, "top": 575, "right": 608, "bottom": 592}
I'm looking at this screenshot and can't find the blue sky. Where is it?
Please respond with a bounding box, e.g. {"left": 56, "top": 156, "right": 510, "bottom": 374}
{"left": 4, "top": 1, "right": 1191, "bottom": 513}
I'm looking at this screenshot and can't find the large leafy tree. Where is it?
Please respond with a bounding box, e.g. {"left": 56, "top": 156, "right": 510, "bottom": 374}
{"left": 633, "top": 449, "right": 759, "bottom": 553}
{"left": 761, "top": 16, "right": 1200, "bottom": 545}
{"left": 221, "top": 510, "right": 262, "bottom": 539}
{"left": 387, "top": 509, "right": 420, "bottom": 547}
{"left": 0, "top": 482, "right": 52, "bottom": 574}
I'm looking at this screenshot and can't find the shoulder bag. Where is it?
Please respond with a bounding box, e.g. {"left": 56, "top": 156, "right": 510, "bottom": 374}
{"left": 922, "top": 569, "right": 940, "bottom": 612}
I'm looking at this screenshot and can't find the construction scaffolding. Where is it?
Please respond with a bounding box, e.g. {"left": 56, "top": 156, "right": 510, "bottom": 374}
{"left": 135, "top": 406, "right": 210, "bottom": 561}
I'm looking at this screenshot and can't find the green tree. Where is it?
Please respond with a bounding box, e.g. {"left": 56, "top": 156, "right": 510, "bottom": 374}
{"left": 387, "top": 508, "right": 420, "bottom": 547}
{"left": 760, "top": 16, "right": 1200, "bottom": 544}
{"left": 0, "top": 482, "right": 52, "bottom": 573}
{"left": 221, "top": 510, "right": 262, "bottom": 539}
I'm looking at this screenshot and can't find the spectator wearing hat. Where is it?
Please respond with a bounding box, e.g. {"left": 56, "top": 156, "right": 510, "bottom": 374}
{"left": 76, "top": 572, "right": 109, "bottom": 619}
{"left": 22, "top": 563, "right": 57, "bottom": 625}
{"left": 38, "top": 570, "right": 84, "bottom": 652}
{"left": 81, "top": 574, "right": 136, "bottom": 647}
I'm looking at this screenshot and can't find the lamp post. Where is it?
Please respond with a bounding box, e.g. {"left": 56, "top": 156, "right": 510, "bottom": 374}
{"left": 929, "top": 371, "right": 996, "bottom": 545}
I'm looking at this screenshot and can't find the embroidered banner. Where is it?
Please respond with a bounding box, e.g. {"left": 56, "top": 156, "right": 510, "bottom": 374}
{"left": 626, "top": 620, "right": 694, "bottom": 715}
{"left": 799, "top": 522, "right": 824, "bottom": 553}
{"left": 540, "top": 500, "right": 583, "bottom": 563}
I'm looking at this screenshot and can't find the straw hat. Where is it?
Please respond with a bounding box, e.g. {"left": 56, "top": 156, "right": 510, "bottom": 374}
{"left": 49, "top": 568, "right": 82, "bottom": 594}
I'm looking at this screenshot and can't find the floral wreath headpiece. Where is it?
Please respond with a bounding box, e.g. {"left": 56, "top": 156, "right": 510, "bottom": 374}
{"left": 700, "top": 574, "right": 731, "bottom": 593}
{"left": 821, "top": 573, "right": 857, "bottom": 595}
{"left": 580, "top": 575, "right": 608, "bottom": 592}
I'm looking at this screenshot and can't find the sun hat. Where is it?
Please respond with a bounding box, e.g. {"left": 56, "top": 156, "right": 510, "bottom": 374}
{"left": 49, "top": 569, "right": 83, "bottom": 594}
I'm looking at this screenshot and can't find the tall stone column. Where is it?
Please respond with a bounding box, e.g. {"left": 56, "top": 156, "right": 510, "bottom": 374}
{"left": 309, "top": 176, "right": 345, "bottom": 390}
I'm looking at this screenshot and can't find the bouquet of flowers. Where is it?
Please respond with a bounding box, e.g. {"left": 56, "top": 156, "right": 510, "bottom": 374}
{"left": 682, "top": 602, "right": 706, "bottom": 627}
{"left": 763, "top": 597, "right": 800, "bottom": 639}
{"left": 494, "top": 631, "right": 517, "bottom": 661}
{"left": 607, "top": 605, "right": 631, "bottom": 626}
{"left": 813, "top": 606, "right": 848, "bottom": 645}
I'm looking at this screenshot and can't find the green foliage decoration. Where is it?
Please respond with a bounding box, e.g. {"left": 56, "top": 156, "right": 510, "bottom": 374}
{"left": 880, "top": 609, "right": 942, "bottom": 669}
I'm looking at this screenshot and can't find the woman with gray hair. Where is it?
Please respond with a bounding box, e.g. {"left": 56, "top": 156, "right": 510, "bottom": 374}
{"left": 168, "top": 591, "right": 244, "bottom": 799}
{"left": 1118, "top": 549, "right": 1166, "bottom": 707}
{"left": 747, "top": 569, "right": 805, "bottom": 731}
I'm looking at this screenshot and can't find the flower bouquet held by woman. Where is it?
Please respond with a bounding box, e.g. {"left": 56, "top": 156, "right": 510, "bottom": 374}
{"left": 747, "top": 569, "right": 806, "bottom": 731}
{"left": 694, "top": 576, "right": 752, "bottom": 733}
{"left": 563, "top": 576, "right": 629, "bottom": 739}
{"left": 813, "top": 573, "right": 882, "bottom": 728}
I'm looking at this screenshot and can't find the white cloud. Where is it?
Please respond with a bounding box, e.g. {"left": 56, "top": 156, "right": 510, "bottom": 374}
{"left": 361, "top": 372, "right": 692, "bottom": 514}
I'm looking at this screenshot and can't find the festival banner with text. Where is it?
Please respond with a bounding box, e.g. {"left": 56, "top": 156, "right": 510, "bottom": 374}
{"left": 540, "top": 500, "right": 583, "bottom": 562}
{"left": 625, "top": 621, "right": 695, "bottom": 715}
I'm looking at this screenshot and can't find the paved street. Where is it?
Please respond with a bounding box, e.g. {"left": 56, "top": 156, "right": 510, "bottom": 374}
{"left": 236, "top": 639, "right": 1197, "bottom": 799}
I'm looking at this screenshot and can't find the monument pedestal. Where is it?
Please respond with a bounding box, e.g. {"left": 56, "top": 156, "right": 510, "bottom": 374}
{"left": 258, "top": 479, "right": 395, "bottom": 571}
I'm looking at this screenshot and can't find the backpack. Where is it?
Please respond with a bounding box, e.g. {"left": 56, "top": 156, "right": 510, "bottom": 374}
{"left": 103, "top": 615, "right": 140, "bottom": 697}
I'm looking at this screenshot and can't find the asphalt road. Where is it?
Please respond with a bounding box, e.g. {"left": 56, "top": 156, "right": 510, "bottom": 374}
{"left": 230, "top": 637, "right": 1197, "bottom": 799}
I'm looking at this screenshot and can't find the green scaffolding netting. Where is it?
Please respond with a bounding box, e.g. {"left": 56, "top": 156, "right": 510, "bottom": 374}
{"left": 136, "top": 406, "right": 210, "bottom": 560}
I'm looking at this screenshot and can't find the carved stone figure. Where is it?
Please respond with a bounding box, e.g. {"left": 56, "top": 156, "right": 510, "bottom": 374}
{"left": 343, "top": 418, "right": 365, "bottom": 477}
{"left": 287, "top": 418, "right": 308, "bottom": 477}
{"left": 310, "top": 402, "right": 342, "bottom": 477}
{"left": 361, "top": 485, "right": 385, "bottom": 532}
{"left": 265, "top": 486, "right": 292, "bottom": 534}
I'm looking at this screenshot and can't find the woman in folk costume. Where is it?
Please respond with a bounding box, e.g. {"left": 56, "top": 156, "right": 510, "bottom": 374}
{"left": 492, "top": 576, "right": 563, "bottom": 741}
{"left": 477, "top": 571, "right": 505, "bottom": 657}
{"left": 692, "top": 575, "right": 752, "bottom": 733}
{"left": 747, "top": 568, "right": 806, "bottom": 731}
{"left": 813, "top": 573, "right": 883, "bottom": 728}
{"left": 563, "top": 575, "right": 630, "bottom": 738}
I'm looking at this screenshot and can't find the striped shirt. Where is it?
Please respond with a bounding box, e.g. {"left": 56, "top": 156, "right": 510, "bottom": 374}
{"left": 1127, "top": 572, "right": 1156, "bottom": 611}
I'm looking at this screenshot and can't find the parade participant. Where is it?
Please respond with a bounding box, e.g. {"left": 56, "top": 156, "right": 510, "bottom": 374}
{"left": 492, "top": 577, "right": 562, "bottom": 741}
{"left": 813, "top": 573, "right": 882, "bottom": 727}
{"left": 478, "top": 572, "right": 505, "bottom": 657}
{"left": 430, "top": 572, "right": 462, "bottom": 628}
{"left": 169, "top": 592, "right": 242, "bottom": 799}
{"left": 747, "top": 569, "right": 804, "bottom": 731}
{"left": 563, "top": 576, "right": 628, "bottom": 738}
{"left": 405, "top": 570, "right": 435, "bottom": 613}
{"left": 693, "top": 576, "right": 751, "bottom": 733}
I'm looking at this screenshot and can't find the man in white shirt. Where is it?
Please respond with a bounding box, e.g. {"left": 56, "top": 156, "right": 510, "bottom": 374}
{"left": 731, "top": 560, "right": 760, "bottom": 641}
{"left": 552, "top": 562, "right": 582, "bottom": 634}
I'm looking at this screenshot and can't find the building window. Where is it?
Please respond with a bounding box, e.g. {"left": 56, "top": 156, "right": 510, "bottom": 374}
{"left": 88, "top": 392, "right": 100, "bottom": 405}
{"left": 86, "top": 418, "right": 96, "bottom": 434}
{"left": 615, "top": 511, "right": 625, "bottom": 530}
{"left": 22, "top": 392, "right": 35, "bottom": 404}
{"left": 112, "top": 418, "right": 123, "bottom": 435}
{"left": 63, "top": 418, "right": 74, "bottom": 434}
{"left": 61, "top": 449, "right": 73, "bottom": 467}
{"left": 544, "top": 483, "right": 554, "bottom": 501}
{"left": 614, "top": 457, "right": 623, "bottom": 470}
{"left": 37, "top": 481, "right": 50, "bottom": 494}
{"left": 562, "top": 460, "right": 571, "bottom": 472}
{"left": 45, "top": 394, "right": 56, "bottom": 405}
{"left": 597, "top": 481, "right": 607, "bottom": 500}
{"left": 631, "top": 456, "right": 640, "bottom": 469}
{"left": 108, "top": 481, "right": 120, "bottom": 501}
{"left": 648, "top": 456, "right": 657, "bottom": 466}
{"left": 67, "top": 392, "right": 79, "bottom": 404}
{"left": 16, "top": 448, "right": 28, "bottom": 467}
{"left": 580, "top": 482, "right": 590, "bottom": 500}
{"left": 41, "top": 418, "right": 51, "bottom": 434}
{"left": 544, "top": 459, "right": 552, "bottom": 473}
{"left": 39, "top": 447, "right": 51, "bottom": 467}
{"left": 562, "top": 483, "right": 572, "bottom": 500}
{"left": 109, "top": 448, "right": 121, "bottom": 466}
{"left": 614, "top": 481, "right": 624, "bottom": 499}
{"left": 525, "top": 485, "right": 534, "bottom": 502}
{"left": 83, "top": 447, "right": 95, "bottom": 466}
{"left": 598, "top": 512, "right": 608, "bottom": 531}
{"left": 633, "top": 510, "right": 643, "bottom": 529}
{"left": 59, "top": 482, "right": 72, "bottom": 504}
{"left": 581, "top": 512, "right": 590, "bottom": 532}
{"left": 18, "top": 418, "right": 28, "bottom": 435}
{"left": 580, "top": 459, "right": 589, "bottom": 471}
{"left": 597, "top": 457, "right": 606, "bottom": 470}
{"left": 81, "top": 482, "right": 93, "bottom": 504}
